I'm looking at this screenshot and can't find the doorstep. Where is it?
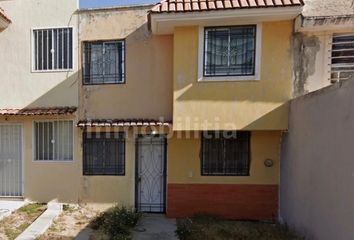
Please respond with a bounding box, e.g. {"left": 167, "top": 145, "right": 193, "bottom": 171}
{"left": 0, "top": 200, "right": 26, "bottom": 221}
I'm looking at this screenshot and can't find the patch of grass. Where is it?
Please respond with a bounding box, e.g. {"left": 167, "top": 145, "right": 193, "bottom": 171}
{"left": 176, "top": 214, "right": 304, "bottom": 240}
{"left": 0, "top": 203, "right": 47, "bottom": 240}
{"left": 90, "top": 205, "right": 142, "bottom": 240}
{"left": 18, "top": 203, "right": 46, "bottom": 215}
{"left": 5, "top": 223, "right": 29, "bottom": 240}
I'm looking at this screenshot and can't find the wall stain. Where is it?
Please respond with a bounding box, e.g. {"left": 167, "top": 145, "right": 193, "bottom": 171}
{"left": 293, "top": 33, "right": 321, "bottom": 97}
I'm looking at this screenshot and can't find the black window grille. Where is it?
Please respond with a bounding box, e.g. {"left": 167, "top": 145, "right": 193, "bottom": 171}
{"left": 204, "top": 25, "right": 256, "bottom": 77}
{"left": 201, "top": 131, "right": 250, "bottom": 176}
{"left": 83, "top": 132, "right": 125, "bottom": 176}
{"left": 83, "top": 40, "right": 125, "bottom": 85}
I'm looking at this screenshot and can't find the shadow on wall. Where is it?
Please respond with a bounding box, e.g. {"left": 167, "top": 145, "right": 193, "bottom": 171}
{"left": 80, "top": 22, "right": 173, "bottom": 121}
{"left": 242, "top": 102, "right": 289, "bottom": 130}
{"left": 175, "top": 81, "right": 290, "bottom": 103}
{"left": 24, "top": 71, "right": 80, "bottom": 109}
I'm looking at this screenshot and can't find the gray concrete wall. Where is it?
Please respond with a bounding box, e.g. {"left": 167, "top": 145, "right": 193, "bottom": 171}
{"left": 280, "top": 78, "right": 354, "bottom": 240}
{"left": 303, "top": 0, "right": 354, "bottom": 17}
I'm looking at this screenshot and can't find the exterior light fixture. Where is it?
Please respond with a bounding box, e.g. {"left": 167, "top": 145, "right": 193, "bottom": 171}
{"left": 264, "top": 159, "right": 274, "bottom": 168}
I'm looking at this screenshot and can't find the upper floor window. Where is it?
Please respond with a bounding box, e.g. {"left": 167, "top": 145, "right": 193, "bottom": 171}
{"left": 331, "top": 34, "right": 354, "bottom": 82}
{"left": 83, "top": 40, "right": 125, "bottom": 85}
{"left": 203, "top": 25, "right": 256, "bottom": 78}
{"left": 201, "top": 131, "right": 250, "bottom": 176}
{"left": 33, "top": 28, "right": 73, "bottom": 71}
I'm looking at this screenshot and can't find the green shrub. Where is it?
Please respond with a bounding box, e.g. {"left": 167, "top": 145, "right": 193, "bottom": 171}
{"left": 90, "top": 205, "right": 142, "bottom": 240}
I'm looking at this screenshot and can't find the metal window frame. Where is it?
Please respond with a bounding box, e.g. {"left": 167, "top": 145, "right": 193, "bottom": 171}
{"left": 82, "top": 131, "right": 126, "bottom": 176}
{"left": 32, "top": 120, "right": 75, "bottom": 162}
{"left": 203, "top": 25, "right": 257, "bottom": 78}
{"left": 134, "top": 134, "right": 168, "bottom": 213}
{"left": 330, "top": 33, "right": 354, "bottom": 82}
{"left": 200, "top": 131, "right": 251, "bottom": 177}
{"left": 31, "top": 26, "right": 75, "bottom": 73}
{"left": 82, "top": 39, "right": 126, "bottom": 86}
{"left": 198, "top": 23, "right": 262, "bottom": 82}
{"left": 0, "top": 123, "right": 25, "bottom": 197}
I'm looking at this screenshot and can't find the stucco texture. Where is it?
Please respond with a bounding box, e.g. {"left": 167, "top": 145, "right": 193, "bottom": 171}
{"left": 168, "top": 131, "right": 282, "bottom": 185}
{"left": 79, "top": 129, "right": 136, "bottom": 205}
{"left": 280, "top": 78, "right": 354, "bottom": 240}
{"left": 173, "top": 21, "right": 293, "bottom": 131}
{"left": 78, "top": 6, "right": 173, "bottom": 121}
{"left": 303, "top": 0, "right": 354, "bottom": 17}
{"left": 0, "top": 0, "right": 79, "bottom": 109}
{"left": 0, "top": 115, "right": 80, "bottom": 203}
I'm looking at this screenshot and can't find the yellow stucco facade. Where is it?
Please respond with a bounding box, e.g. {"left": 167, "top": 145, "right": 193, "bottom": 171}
{"left": 173, "top": 21, "right": 293, "bottom": 131}
{"left": 0, "top": 2, "right": 299, "bottom": 217}
{"left": 168, "top": 131, "right": 282, "bottom": 185}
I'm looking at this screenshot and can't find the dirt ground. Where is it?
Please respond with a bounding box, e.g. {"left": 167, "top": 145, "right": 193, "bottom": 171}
{"left": 38, "top": 204, "right": 109, "bottom": 240}
{"left": 0, "top": 203, "right": 47, "bottom": 240}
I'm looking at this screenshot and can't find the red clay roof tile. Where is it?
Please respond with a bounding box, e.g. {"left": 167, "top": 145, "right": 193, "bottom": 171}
{"left": 0, "top": 107, "right": 77, "bottom": 116}
{"left": 77, "top": 119, "right": 172, "bottom": 128}
{"left": 0, "top": 7, "right": 11, "bottom": 23}
{"left": 151, "top": 0, "right": 304, "bottom": 13}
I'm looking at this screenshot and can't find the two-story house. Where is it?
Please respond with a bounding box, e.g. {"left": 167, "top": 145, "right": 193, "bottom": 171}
{"left": 76, "top": 0, "right": 304, "bottom": 220}
{"left": 0, "top": 0, "right": 79, "bottom": 202}
{"left": 0, "top": 0, "right": 306, "bottom": 221}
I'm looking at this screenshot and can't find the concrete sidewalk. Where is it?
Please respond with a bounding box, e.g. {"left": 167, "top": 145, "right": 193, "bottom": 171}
{"left": 0, "top": 200, "right": 26, "bottom": 221}
{"left": 16, "top": 202, "right": 62, "bottom": 240}
{"left": 132, "top": 214, "right": 178, "bottom": 240}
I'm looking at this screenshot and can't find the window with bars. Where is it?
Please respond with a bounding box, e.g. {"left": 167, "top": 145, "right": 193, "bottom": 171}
{"left": 204, "top": 25, "right": 256, "bottom": 77}
{"left": 83, "top": 40, "right": 125, "bottom": 85}
{"left": 34, "top": 121, "right": 74, "bottom": 161}
{"left": 331, "top": 34, "right": 354, "bottom": 82}
{"left": 83, "top": 132, "right": 125, "bottom": 176}
{"left": 33, "top": 28, "right": 73, "bottom": 71}
{"left": 201, "top": 131, "right": 250, "bottom": 176}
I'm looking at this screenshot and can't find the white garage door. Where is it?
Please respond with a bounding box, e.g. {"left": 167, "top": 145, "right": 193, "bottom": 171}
{"left": 0, "top": 125, "right": 23, "bottom": 197}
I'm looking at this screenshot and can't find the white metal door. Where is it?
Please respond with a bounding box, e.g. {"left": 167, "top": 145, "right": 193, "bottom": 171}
{"left": 0, "top": 125, "right": 23, "bottom": 197}
{"left": 136, "top": 135, "right": 166, "bottom": 213}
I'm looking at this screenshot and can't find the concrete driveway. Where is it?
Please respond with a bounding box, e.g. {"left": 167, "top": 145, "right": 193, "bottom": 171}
{"left": 133, "top": 214, "right": 178, "bottom": 240}
{"left": 0, "top": 200, "right": 26, "bottom": 221}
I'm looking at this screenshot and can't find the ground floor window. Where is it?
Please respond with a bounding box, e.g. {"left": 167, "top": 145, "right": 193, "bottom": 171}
{"left": 34, "top": 120, "right": 73, "bottom": 161}
{"left": 201, "top": 131, "right": 250, "bottom": 176}
{"left": 83, "top": 132, "right": 125, "bottom": 176}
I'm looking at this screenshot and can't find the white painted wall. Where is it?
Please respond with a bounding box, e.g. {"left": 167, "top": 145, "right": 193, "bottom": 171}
{"left": 0, "top": 0, "right": 79, "bottom": 109}
{"left": 303, "top": 32, "right": 332, "bottom": 93}
{"left": 295, "top": 29, "right": 354, "bottom": 95}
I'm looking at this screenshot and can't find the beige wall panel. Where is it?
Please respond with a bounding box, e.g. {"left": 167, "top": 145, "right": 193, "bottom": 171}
{"left": 0, "top": 0, "right": 79, "bottom": 109}
{"left": 79, "top": 7, "right": 173, "bottom": 121}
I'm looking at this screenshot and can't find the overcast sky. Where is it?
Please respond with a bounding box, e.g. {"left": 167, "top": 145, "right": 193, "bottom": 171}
{"left": 80, "top": 0, "right": 157, "bottom": 8}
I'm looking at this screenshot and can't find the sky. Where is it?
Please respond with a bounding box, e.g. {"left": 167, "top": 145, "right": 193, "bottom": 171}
{"left": 80, "top": 0, "right": 157, "bottom": 8}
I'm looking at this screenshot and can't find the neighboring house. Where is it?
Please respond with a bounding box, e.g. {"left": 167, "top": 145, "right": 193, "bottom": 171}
{"left": 293, "top": 0, "right": 354, "bottom": 96}
{"left": 280, "top": 0, "right": 354, "bottom": 239}
{"left": 0, "top": 0, "right": 79, "bottom": 202}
